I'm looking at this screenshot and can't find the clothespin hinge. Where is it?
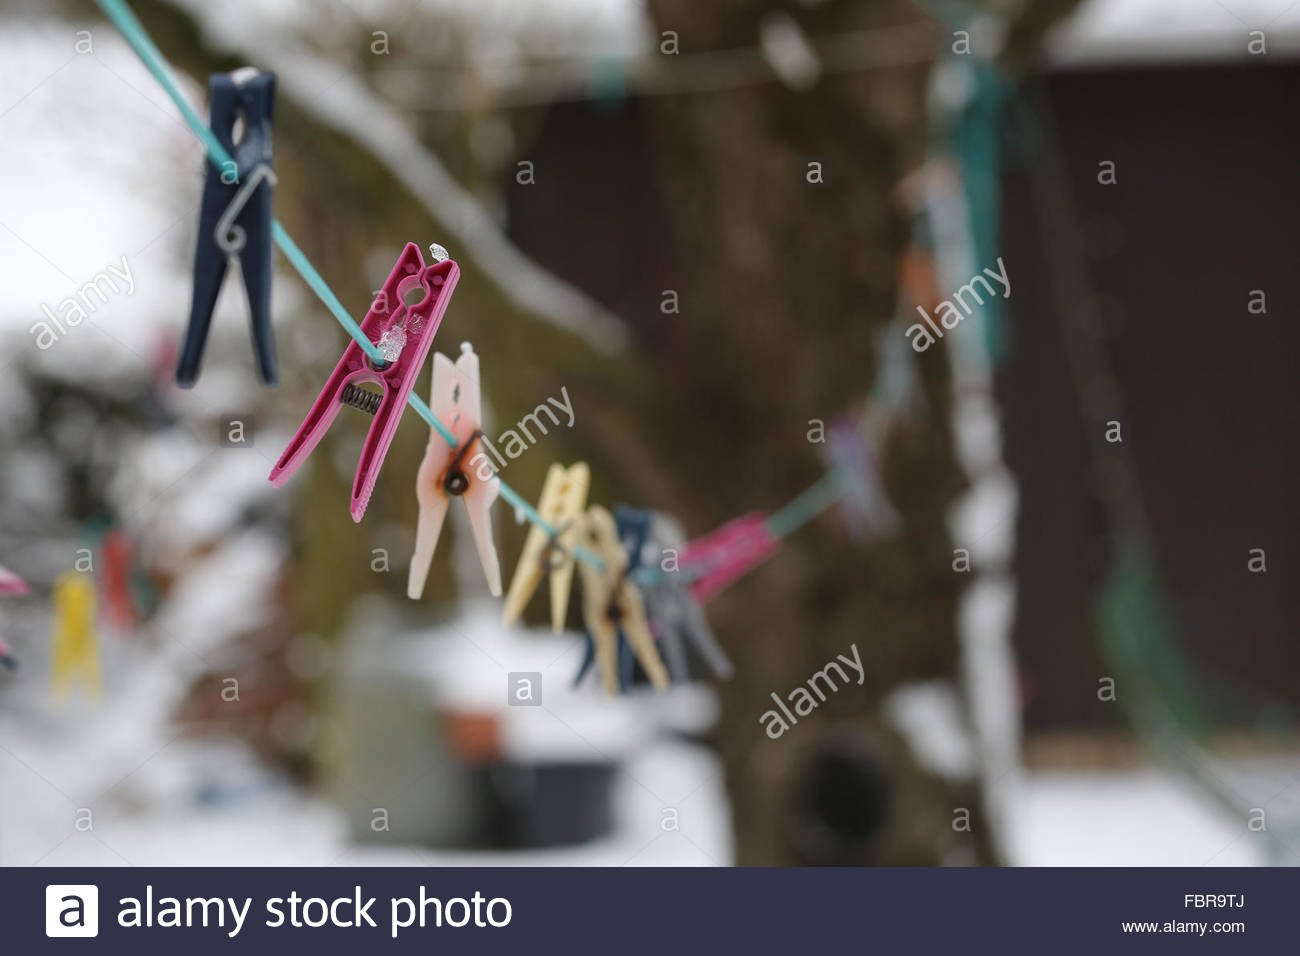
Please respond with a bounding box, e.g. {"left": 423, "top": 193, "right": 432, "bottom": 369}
{"left": 442, "top": 428, "right": 485, "bottom": 496}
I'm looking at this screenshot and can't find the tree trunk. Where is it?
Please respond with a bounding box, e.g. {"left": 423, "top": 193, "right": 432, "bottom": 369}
{"left": 633, "top": 0, "right": 1074, "bottom": 865}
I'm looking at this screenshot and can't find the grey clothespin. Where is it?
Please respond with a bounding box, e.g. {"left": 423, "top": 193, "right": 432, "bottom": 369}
{"left": 619, "top": 507, "right": 734, "bottom": 683}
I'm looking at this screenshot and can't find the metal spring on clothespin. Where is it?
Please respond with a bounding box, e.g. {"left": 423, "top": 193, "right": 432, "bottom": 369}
{"left": 339, "top": 383, "right": 383, "bottom": 414}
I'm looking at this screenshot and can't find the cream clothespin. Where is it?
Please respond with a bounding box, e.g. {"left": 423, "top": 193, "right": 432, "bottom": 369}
{"left": 408, "top": 343, "right": 502, "bottom": 599}
{"left": 51, "top": 572, "right": 101, "bottom": 701}
{"left": 576, "top": 505, "right": 668, "bottom": 697}
{"left": 502, "top": 462, "right": 590, "bottom": 631}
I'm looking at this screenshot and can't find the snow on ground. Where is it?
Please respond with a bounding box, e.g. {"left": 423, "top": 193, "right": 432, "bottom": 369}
{"left": 0, "top": 586, "right": 732, "bottom": 866}
{"left": 2, "top": 700, "right": 1276, "bottom": 867}
{"left": 0, "top": 728, "right": 729, "bottom": 867}
{"left": 0, "top": 589, "right": 1280, "bottom": 869}
{"left": 1010, "top": 769, "right": 1266, "bottom": 867}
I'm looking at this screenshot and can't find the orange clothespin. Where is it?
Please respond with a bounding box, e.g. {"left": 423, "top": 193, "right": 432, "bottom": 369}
{"left": 408, "top": 343, "right": 502, "bottom": 599}
{"left": 502, "top": 463, "right": 589, "bottom": 631}
{"left": 575, "top": 505, "right": 668, "bottom": 696}
{"left": 51, "top": 572, "right": 101, "bottom": 701}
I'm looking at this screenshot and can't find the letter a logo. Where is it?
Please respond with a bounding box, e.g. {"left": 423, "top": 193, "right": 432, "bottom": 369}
{"left": 46, "top": 885, "right": 99, "bottom": 937}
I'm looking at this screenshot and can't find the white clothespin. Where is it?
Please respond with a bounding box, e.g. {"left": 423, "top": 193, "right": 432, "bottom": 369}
{"left": 408, "top": 342, "right": 502, "bottom": 599}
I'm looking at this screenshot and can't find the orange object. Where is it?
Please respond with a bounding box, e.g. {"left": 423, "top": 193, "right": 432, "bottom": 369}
{"left": 898, "top": 246, "right": 945, "bottom": 315}
{"left": 440, "top": 710, "right": 503, "bottom": 764}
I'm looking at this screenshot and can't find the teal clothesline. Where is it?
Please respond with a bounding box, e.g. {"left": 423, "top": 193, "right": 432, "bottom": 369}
{"left": 765, "top": 470, "right": 846, "bottom": 540}
{"left": 93, "top": 0, "right": 850, "bottom": 583}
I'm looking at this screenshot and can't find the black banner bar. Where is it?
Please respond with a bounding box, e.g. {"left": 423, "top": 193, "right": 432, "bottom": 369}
{"left": 3, "top": 867, "right": 1286, "bottom": 953}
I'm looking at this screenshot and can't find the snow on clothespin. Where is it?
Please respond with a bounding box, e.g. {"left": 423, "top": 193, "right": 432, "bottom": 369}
{"left": 0, "top": 564, "right": 29, "bottom": 597}
{"left": 51, "top": 572, "right": 101, "bottom": 701}
{"left": 178, "top": 68, "right": 278, "bottom": 387}
{"left": 822, "top": 416, "right": 899, "bottom": 540}
{"left": 408, "top": 342, "right": 502, "bottom": 599}
{"left": 502, "top": 462, "right": 589, "bottom": 631}
{"left": 270, "top": 243, "right": 458, "bottom": 522}
{"left": 574, "top": 505, "right": 668, "bottom": 697}
{"left": 680, "top": 512, "right": 780, "bottom": 605}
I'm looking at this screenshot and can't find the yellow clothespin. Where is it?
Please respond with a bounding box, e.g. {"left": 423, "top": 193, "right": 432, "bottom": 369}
{"left": 51, "top": 571, "right": 101, "bottom": 701}
{"left": 575, "top": 505, "right": 668, "bottom": 697}
{"left": 502, "top": 462, "right": 589, "bottom": 631}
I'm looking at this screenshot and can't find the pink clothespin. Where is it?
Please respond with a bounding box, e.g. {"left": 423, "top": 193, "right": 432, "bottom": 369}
{"left": 0, "top": 565, "right": 28, "bottom": 597}
{"left": 0, "top": 638, "right": 16, "bottom": 671}
{"left": 407, "top": 342, "right": 502, "bottom": 599}
{"left": 680, "top": 512, "right": 779, "bottom": 604}
{"left": 269, "top": 243, "right": 459, "bottom": 522}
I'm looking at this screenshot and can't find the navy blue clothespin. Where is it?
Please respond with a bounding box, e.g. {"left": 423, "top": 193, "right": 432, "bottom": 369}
{"left": 571, "top": 617, "right": 642, "bottom": 692}
{"left": 617, "top": 507, "right": 654, "bottom": 690}
{"left": 572, "top": 633, "right": 596, "bottom": 689}
{"left": 178, "top": 68, "right": 278, "bottom": 388}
